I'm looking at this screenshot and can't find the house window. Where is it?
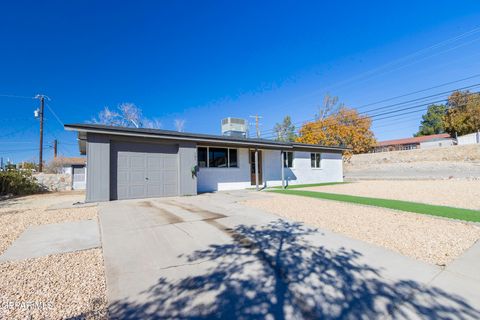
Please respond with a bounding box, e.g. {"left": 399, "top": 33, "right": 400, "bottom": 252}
{"left": 310, "top": 153, "right": 321, "bottom": 168}
{"left": 229, "top": 149, "right": 238, "bottom": 167}
{"left": 198, "top": 147, "right": 238, "bottom": 168}
{"left": 283, "top": 152, "right": 293, "bottom": 168}
{"left": 209, "top": 148, "right": 228, "bottom": 167}
{"left": 198, "top": 147, "right": 207, "bottom": 167}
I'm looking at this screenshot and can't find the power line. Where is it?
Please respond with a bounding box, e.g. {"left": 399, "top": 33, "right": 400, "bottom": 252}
{"left": 269, "top": 26, "right": 480, "bottom": 111}
{"left": 0, "top": 117, "right": 34, "bottom": 122}
{"left": 261, "top": 82, "right": 480, "bottom": 136}
{"left": 45, "top": 102, "right": 64, "bottom": 127}
{"left": 324, "top": 27, "right": 480, "bottom": 92}
{"left": 367, "top": 97, "right": 456, "bottom": 118}
{"left": 261, "top": 92, "right": 480, "bottom": 140}
{"left": 60, "top": 142, "right": 80, "bottom": 146}
{"left": 342, "top": 34, "right": 480, "bottom": 91}
{"left": 371, "top": 113, "right": 424, "bottom": 129}
{"left": 0, "top": 94, "right": 34, "bottom": 99}
{"left": 373, "top": 108, "right": 433, "bottom": 122}
{"left": 0, "top": 146, "right": 52, "bottom": 153}
{"left": 0, "top": 123, "right": 37, "bottom": 138}
{"left": 359, "top": 82, "right": 480, "bottom": 115}
{"left": 261, "top": 106, "right": 424, "bottom": 139}
{"left": 0, "top": 141, "right": 36, "bottom": 144}
{"left": 264, "top": 97, "right": 476, "bottom": 139}
{"left": 260, "top": 98, "right": 428, "bottom": 138}
{"left": 356, "top": 73, "right": 480, "bottom": 110}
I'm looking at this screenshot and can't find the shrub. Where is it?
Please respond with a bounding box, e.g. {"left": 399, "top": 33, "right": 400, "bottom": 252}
{"left": 0, "top": 170, "right": 44, "bottom": 196}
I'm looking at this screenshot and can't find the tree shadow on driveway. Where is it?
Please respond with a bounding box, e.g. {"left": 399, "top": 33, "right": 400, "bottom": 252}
{"left": 109, "top": 219, "right": 479, "bottom": 319}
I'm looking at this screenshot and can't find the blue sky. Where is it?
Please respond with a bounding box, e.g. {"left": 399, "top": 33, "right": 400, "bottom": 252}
{"left": 1, "top": 1, "right": 480, "bottom": 163}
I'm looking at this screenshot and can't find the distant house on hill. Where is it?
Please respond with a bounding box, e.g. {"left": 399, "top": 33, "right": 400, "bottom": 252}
{"left": 373, "top": 133, "right": 454, "bottom": 153}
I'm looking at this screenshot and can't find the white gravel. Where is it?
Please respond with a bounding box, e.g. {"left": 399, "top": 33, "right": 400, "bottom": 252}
{"left": 0, "top": 192, "right": 107, "bottom": 319}
{"left": 0, "top": 205, "right": 97, "bottom": 255}
{"left": 243, "top": 193, "right": 480, "bottom": 266}
{"left": 0, "top": 249, "right": 107, "bottom": 319}
{"left": 0, "top": 191, "right": 86, "bottom": 210}
{"left": 301, "top": 180, "right": 480, "bottom": 210}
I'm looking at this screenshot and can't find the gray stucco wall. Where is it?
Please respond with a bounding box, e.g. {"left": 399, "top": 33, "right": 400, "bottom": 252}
{"left": 178, "top": 141, "right": 198, "bottom": 196}
{"left": 86, "top": 133, "right": 110, "bottom": 202}
{"left": 85, "top": 133, "right": 197, "bottom": 202}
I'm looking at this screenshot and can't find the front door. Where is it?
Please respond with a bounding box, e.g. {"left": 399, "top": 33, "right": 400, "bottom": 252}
{"left": 250, "top": 150, "right": 263, "bottom": 185}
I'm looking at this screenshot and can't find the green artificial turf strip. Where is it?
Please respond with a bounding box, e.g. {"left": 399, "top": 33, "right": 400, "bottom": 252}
{"left": 270, "top": 182, "right": 349, "bottom": 189}
{"left": 269, "top": 189, "right": 480, "bottom": 223}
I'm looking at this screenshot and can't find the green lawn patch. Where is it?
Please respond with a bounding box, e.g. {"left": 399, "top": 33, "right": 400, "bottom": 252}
{"left": 269, "top": 189, "right": 480, "bottom": 223}
{"left": 270, "top": 182, "right": 349, "bottom": 189}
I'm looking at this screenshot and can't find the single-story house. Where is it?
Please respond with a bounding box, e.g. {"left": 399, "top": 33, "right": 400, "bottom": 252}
{"left": 64, "top": 123, "right": 347, "bottom": 202}
{"left": 372, "top": 133, "right": 453, "bottom": 152}
{"left": 50, "top": 156, "right": 87, "bottom": 190}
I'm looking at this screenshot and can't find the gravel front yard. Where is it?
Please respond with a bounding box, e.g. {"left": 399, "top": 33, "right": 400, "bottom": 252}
{"left": 301, "top": 180, "right": 480, "bottom": 210}
{"left": 0, "top": 249, "right": 107, "bottom": 319}
{"left": 0, "top": 192, "right": 107, "bottom": 319}
{"left": 0, "top": 204, "right": 97, "bottom": 255}
{"left": 243, "top": 193, "right": 480, "bottom": 266}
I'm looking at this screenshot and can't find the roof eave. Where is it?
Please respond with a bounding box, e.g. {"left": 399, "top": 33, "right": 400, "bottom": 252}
{"left": 65, "top": 124, "right": 348, "bottom": 152}
{"left": 65, "top": 125, "right": 293, "bottom": 149}
{"left": 291, "top": 143, "right": 348, "bottom": 152}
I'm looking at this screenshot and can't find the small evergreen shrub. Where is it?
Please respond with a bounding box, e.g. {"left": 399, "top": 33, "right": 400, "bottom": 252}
{"left": 0, "top": 170, "right": 44, "bottom": 196}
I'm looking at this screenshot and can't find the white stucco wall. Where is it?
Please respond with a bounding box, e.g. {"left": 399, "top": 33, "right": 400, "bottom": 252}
{"left": 197, "top": 148, "right": 343, "bottom": 192}
{"left": 419, "top": 139, "right": 455, "bottom": 149}
{"left": 457, "top": 132, "right": 480, "bottom": 145}
{"left": 262, "top": 150, "right": 343, "bottom": 187}
{"left": 197, "top": 148, "right": 251, "bottom": 192}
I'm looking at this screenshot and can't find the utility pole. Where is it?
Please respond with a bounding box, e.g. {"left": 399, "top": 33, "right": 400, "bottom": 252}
{"left": 35, "top": 95, "right": 45, "bottom": 172}
{"left": 53, "top": 139, "right": 58, "bottom": 159}
{"left": 249, "top": 114, "right": 263, "bottom": 138}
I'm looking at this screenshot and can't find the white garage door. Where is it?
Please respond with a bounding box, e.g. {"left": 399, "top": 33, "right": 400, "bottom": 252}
{"left": 111, "top": 142, "right": 179, "bottom": 200}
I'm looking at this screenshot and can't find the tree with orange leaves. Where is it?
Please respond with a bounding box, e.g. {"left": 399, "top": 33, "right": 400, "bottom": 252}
{"left": 296, "top": 107, "right": 376, "bottom": 155}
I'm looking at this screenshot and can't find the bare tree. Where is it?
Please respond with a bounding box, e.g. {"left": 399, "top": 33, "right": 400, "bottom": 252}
{"left": 94, "top": 107, "right": 122, "bottom": 126}
{"left": 91, "top": 103, "right": 161, "bottom": 129}
{"left": 317, "top": 94, "right": 342, "bottom": 120}
{"left": 174, "top": 119, "right": 186, "bottom": 132}
{"left": 44, "top": 158, "right": 66, "bottom": 174}
{"left": 143, "top": 118, "right": 162, "bottom": 129}
{"left": 118, "top": 103, "right": 142, "bottom": 128}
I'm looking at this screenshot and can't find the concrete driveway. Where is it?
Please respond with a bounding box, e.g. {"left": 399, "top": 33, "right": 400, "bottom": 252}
{"left": 99, "top": 191, "right": 480, "bottom": 319}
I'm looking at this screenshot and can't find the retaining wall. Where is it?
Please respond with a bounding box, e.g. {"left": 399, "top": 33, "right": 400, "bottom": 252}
{"left": 347, "top": 144, "right": 480, "bottom": 167}
{"left": 34, "top": 173, "right": 72, "bottom": 191}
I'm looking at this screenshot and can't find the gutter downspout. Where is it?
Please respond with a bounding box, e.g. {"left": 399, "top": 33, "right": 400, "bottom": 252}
{"left": 281, "top": 150, "right": 285, "bottom": 189}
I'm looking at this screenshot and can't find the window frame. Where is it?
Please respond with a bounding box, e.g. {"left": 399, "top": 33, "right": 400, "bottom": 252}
{"left": 197, "top": 146, "right": 239, "bottom": 168}
{"left": 209, "top": 147, "right": 228, "bottom": 168}
{"left": 310, "top": 152, "right": 322, "bottom": 169}
{"left": 197, "top": 147, "right": 208, "bottom": 168}
{"left": 228, "top": 148, "right": 238, "bottom": 168}
{"left": 283, "top": 151, "right": 294, "bottom": 168}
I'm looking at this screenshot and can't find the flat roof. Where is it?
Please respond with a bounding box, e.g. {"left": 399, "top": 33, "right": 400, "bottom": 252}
{"left": 64, "top": 123, "right": 348, "bottom": 153}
